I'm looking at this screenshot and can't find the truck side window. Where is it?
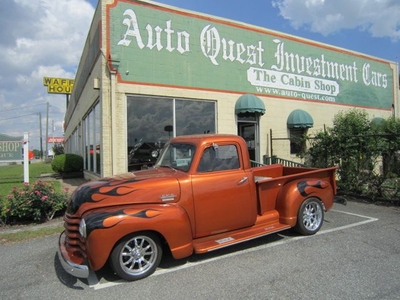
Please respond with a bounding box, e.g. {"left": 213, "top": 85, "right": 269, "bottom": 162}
{"left": 197, "top": 145, "right": 240, "bottom": 172}
{"left": 197, "top": 147, "right": 215, "bottom": 172}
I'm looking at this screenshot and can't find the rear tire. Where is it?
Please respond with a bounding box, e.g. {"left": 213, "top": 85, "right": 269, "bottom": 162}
{"left": 295, "top": 197, "right": 324, "bottom": 235}
{"left": 110, "top": 232, "right": 162, "bottom": 281}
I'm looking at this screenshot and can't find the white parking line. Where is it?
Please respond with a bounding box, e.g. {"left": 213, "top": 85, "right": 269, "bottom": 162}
{"left": 88, "top": 271, "right": 107, "bottom": 289}
{"left": 325, "top": 209, "right": 379, "bottom": 234}
{"left": 91, "top": 279, "right": 124, "bottom": 290}
{"left": 330, "top": 209, "right": 379, "bottom": 220}
{"left": 90, "top": 209, "right": 378, "bottom": 290}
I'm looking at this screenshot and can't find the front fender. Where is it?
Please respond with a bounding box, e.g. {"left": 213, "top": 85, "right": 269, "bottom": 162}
{"left": 276, "top": 178, "right": 335, "bottom": 227}
{"left": 83, "top": 204, "right": 193, "bottom": 271}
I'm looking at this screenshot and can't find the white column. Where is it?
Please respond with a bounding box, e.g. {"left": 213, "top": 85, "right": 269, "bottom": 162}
{"left": 23, "top": 132, "right": 29, "bottom": 183}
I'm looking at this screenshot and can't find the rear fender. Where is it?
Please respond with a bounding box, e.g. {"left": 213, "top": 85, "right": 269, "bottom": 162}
{"left": 83, "top": 204, "right": 193, "bottom": 271}
{"left": 275, "top": 178, "right": 335, "bottom": 227}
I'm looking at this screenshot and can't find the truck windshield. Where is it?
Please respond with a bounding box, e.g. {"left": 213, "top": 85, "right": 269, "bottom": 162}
{"left": 155, "top": 143, "right": 196, "bottom": 172}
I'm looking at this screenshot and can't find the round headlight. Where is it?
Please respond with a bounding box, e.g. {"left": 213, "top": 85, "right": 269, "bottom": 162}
{"left": 79, "top": 218, "right": 87, "bottom": 238}
{"left": 151, "top": 150, "right": 159, "bottom": 158}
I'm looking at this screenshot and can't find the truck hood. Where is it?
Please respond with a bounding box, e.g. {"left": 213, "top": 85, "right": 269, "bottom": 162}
{"left": 66, "top": 167, "right": 181, "bottom": 215}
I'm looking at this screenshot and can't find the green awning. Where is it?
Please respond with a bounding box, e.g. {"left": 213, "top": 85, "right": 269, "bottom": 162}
{"left": 235, "top": 94, "right": 266, "bottom": 115}
{"left": 287, "top": 109, "right": 314, "bottom": 128}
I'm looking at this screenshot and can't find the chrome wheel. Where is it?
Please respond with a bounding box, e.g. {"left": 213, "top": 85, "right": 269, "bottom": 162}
{"left": 111, "top": 233, "right": 162, "bottom": 281}
{"left": 302, "top": 201, "right": 322, "bottom": 231}
{"left": 295, "top": 198, "right": 324, "bottom": 235}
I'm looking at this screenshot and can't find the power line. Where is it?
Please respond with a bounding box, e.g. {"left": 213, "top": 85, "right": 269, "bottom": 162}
{"left": 49, "top": 103, "right": 64, "bottom": 111}
{"left": 0, "top": 112, "right": 39, "bottom": 122}
{"left": 0, "top": 103, "right": 46, "bottom": 113}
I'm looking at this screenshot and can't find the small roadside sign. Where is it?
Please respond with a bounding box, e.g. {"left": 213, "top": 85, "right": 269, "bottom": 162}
{"left": 43, "top": 77, "right": 74, "bottom": 94}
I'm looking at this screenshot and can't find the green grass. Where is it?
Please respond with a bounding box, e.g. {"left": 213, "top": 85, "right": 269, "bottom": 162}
{"left": 0, "top": 162, "right": 65, "bottom": 243}
{"left": 0, "top": 162, "right": 57, "bottom": 197}
{"left": 0, "top": 225, "right": 63, "bottom": 245}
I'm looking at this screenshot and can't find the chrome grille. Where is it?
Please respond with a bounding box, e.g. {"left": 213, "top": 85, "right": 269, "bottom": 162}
{"left": 63, "top": 214, "right": 87, "bottom": 258}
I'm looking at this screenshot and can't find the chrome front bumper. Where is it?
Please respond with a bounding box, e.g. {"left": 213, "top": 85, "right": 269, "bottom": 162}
{"left": 58, "top": 231, "right": 89, "bottom": 278}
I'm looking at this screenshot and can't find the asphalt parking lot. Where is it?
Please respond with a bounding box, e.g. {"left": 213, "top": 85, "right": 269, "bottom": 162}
{"left": 1, "top": 200, "right": 400, "bottom": 300}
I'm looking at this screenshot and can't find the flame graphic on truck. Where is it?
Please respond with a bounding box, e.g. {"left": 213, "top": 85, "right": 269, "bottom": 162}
{"left": 297, "top": 180, "right": 328, "bottom": 197}
{"left": 85, "top": 208, "right": 162, "bottom": 237}
{"left": 69, "top": 178, "right": 143, "bottom": 214}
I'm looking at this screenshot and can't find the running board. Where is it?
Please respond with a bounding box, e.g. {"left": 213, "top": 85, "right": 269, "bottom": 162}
{"left": 193, "top": 222, "right": 291, "bottom": 254}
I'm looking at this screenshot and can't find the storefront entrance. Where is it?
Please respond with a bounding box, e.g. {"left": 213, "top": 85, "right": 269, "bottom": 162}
{"left": 234, "top": 94, "right": 265, "bottom": 164}
{"left": 238, "top": 118, "right": 259, "bottom": 162}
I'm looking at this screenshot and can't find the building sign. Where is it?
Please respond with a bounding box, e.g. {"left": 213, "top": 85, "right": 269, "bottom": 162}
{"left": 43, "top": 77, "right": 74, "bottom": 94}
{"left": 107, "top": 0, "right": 395, "bottom": 110}
{"left": 0, "top": 134, "right": 23, "bottom": 162}
{"left": 47, "top": 137, "right": 65, "bottom": 143}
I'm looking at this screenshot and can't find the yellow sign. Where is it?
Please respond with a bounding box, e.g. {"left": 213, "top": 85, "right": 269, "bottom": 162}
{"left": 43, "top": 77, "right": 74, "bottom": 94}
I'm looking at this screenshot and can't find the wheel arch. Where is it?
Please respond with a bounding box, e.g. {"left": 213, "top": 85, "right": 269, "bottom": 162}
{"left": 109, "top": 230, "right": 163, "bottom": 281}
{"left": 275, "top": 178, "right": 334, "bottom": 227}
{"left": 83, "top": 204, "right": 194, "bottom": 271}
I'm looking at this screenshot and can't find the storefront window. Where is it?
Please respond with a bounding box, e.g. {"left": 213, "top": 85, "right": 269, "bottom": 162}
{"left": 83, "top": 102, "right": 101, "bottom": 174}
{"left": 290, "top": 128, "right": 306, "bottom": 155}
{"left": 84, "top": 115, "right": 90, "bottom": 170}
{"left": 176, "top": 100, "right": 215, "bottom": 135}
{"left": 94, "top": 103, "right": 101, "bottom": 174}
{"left": 127, "top": 95, "right": 216, "bottom": 171}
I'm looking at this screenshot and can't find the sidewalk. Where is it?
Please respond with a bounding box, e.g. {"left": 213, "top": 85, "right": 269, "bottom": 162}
{"left": 58, "top": 177, "right": 88, "bottom": 193}
{"left": 37, "top": 172, "right": 88, "bottom": 193}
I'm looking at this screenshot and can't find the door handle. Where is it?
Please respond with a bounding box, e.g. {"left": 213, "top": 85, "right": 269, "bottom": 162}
{"left": 238, "top": 177, "right": 248, "bottom": 185}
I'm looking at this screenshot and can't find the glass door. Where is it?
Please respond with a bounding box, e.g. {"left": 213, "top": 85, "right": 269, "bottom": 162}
{"left": 238, "top": 122, "right": 259, "bottom": 162}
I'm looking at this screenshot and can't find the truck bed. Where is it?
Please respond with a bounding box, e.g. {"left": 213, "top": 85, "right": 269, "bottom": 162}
{"left": 252, "top": 164, "right": 337, "bottom": 215}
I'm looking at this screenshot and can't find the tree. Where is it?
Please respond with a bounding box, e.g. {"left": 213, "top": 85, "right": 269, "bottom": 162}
{"left": 304, "top": 109, "right": 398, "bottom": 197}
{"left": 32, "top": 149, "right": 41, "bottom": 158}
{"left": 379, "top": 116, "right": 400, "bottom": 177}
{"left": 52, "top": 143, "right": 64, "bottom": 156}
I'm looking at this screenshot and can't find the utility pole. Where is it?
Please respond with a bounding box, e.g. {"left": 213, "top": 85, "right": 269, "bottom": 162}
{"left": 52, "top": 120, "right": 55, "bottom": 153}
{"left": 38, "top": 112, "right": 43, "bottom": 160}
{"left": 45, "top": 102, "right": 49, "bottom": 159}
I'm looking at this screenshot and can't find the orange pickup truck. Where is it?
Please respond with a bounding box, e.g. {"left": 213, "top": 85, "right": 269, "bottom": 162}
{"left": 58, "top": 134, "right": 337, "bottom": 281}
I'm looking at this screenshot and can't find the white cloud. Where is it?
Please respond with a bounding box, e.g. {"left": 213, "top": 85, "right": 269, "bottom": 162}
{"left": 0, "top": 0, "right": 94, "bottom": 149}
{"left": 272, "top": 0, "right": 400, "bottom": 40}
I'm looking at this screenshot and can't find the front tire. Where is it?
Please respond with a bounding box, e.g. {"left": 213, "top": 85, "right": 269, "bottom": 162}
{"left": 110, "top": 232, "right": 162, "bottom": 281}
{"left": 295, "top": 197, "right": 324, "bottom": 235}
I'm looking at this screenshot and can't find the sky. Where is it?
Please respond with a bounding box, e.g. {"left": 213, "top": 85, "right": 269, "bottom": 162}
{"left": 0, "top": 0, "right": 399, "bottom": 151}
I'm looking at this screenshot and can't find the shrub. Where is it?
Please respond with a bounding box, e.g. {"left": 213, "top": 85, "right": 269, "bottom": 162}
{"left": 303, "top": 110, "right": 400, "bottom": 200}
{"left": 51, "top": 153, "right": 83, "bottom": 173}
{"left": 0, "top": 180, "right": 69, "bottom": 224}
